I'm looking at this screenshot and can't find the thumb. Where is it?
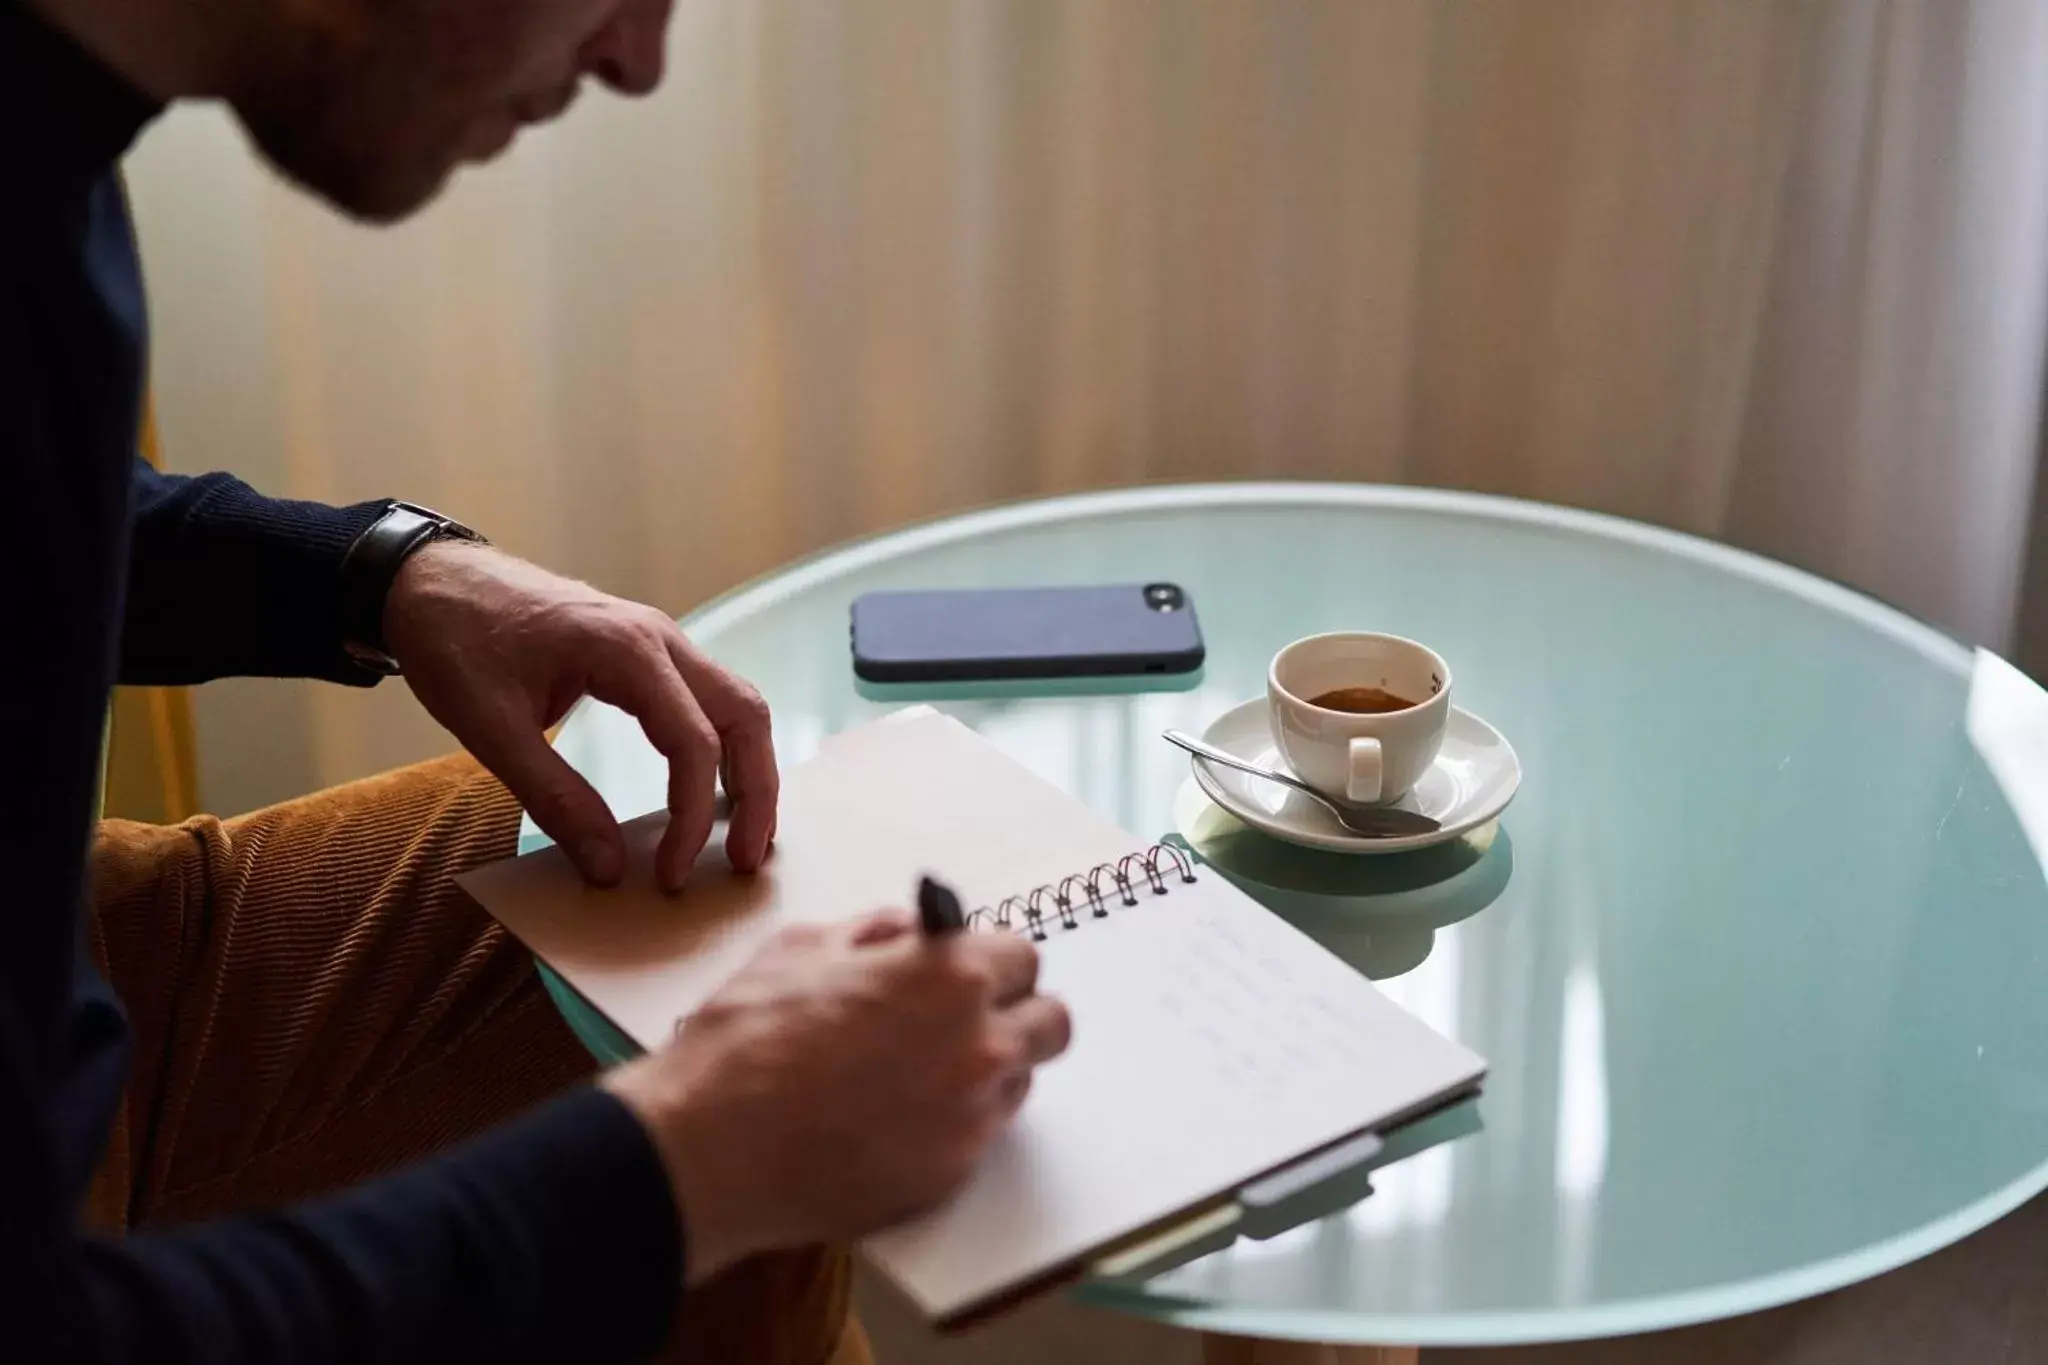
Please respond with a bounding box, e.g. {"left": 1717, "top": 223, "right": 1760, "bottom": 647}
{"left": 471, "top": 718, "right": 625, "bottom": 886}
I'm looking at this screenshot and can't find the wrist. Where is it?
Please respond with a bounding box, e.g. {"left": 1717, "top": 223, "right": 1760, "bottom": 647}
{"left": 382, "top": 532, "right": 485, "bottom": 631}
{"left": 336, "top": 500, "right": 488, "bottom": 672}
{"left": 601, "top": 1055, "right": 761, "bottom": 1285}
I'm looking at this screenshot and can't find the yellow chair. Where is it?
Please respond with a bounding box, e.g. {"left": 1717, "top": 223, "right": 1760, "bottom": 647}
{"left": 101, "top": 394, "right": 200, "bottom": 823}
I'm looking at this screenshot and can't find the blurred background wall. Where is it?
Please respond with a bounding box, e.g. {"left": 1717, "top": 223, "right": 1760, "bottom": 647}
{"left": 122, "top": 0, "right": 2048, "bottom": 817}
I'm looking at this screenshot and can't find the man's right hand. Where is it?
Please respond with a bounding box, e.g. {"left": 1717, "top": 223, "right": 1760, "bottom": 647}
{"left": 602, "top": 909, "right": 1071, "bottom": 1282}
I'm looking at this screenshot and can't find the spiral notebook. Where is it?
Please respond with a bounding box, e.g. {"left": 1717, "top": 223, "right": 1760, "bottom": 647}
{"left": 459, "top": 707, "right": 1486, "bottom": 1327}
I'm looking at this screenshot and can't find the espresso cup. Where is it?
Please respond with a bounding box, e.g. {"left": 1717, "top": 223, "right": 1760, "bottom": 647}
{"left": 1268, "top": 632, "right": 1452, "bottom": 804}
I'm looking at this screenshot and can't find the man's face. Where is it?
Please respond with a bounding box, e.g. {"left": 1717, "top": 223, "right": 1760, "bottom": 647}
{"left": 231, "top": 0, "right": 673, "bottom": 222}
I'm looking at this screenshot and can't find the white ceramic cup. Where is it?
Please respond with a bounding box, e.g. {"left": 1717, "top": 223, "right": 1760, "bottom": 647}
{"left": 1267, "top": 632, "right": 1452, "bottom": 804}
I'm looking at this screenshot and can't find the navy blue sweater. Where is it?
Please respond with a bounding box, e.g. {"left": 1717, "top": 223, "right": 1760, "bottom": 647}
{"left": 2, "top": 5, "right": 683, "bottom": 1359}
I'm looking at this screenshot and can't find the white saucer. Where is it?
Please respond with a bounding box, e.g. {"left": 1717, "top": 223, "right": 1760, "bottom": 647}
{"left": 1186, "top": 698, "right": 1521, "bottom": 855}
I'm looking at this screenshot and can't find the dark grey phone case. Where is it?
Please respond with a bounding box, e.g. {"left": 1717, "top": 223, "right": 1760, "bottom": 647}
{"left": 849, "top": 583, "right": 1205, "bottom": 683}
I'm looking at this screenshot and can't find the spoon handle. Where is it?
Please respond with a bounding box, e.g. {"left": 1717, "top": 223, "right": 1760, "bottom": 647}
{"left": 1160, "top": 729, "right": 1321, "bottom": 798}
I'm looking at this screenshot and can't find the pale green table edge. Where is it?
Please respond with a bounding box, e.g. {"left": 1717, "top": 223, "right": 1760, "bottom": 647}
{"left": 522, "top": 481, "right": 2048, "bottom": 1348}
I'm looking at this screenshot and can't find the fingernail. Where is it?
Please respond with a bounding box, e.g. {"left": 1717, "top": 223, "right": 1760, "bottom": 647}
{"left": 580, "top": 839, "right": 623, "bottom": 885}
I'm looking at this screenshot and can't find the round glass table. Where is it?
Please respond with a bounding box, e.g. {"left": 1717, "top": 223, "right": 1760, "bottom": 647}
{"left": 523, "top": 484, "right": 2048, "bottom": 1359}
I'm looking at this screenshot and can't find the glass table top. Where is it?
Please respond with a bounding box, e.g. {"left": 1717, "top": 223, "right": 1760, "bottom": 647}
{"left": 522, "top": 484, "right": 2048, "bottom": 1346}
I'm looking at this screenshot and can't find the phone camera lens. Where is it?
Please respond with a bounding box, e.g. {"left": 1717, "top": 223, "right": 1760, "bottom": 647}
{"left": 1143, "top": 583, "right": 1183, "bottom": 612}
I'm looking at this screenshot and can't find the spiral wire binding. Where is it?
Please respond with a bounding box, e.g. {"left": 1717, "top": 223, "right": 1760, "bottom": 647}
{"left": 963, "top": 843, "right": 1198, "bottom": 941}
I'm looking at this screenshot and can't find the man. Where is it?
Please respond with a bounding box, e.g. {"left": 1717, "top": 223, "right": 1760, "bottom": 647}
{"left": 2, "top": 0, "right": 1072, "bottom": 1358}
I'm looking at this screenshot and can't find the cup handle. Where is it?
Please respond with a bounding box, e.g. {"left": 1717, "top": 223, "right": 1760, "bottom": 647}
{"left": 1346, "top": 737, "right": 1383, "bottom": 804}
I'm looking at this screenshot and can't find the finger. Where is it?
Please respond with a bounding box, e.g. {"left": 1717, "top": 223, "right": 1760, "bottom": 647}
{"left": 962, "top": 932, "right": 1041, "bottom": 1007}
{"left": 668, "top": 636, "right": 778, "bottom": 874}
{"left": 717, "top": 745, "right": 775, "bottom": 866}
{"left": 585, "top": 637, "right": 722, "bottom": 892}
{"left": 654, "top": 775, "right": 714, "bottom": 893}
{"left": 472, "top": 716, "right": 626, "bottom": 886}
{"left": 675, "top": 642, "right": 776, "bottom": 872}
{"left": 849, "top": 906, "right": 915, "bottom": 947}
{"left": 995, "top": 994, "right": 1072, "bottom": 1069}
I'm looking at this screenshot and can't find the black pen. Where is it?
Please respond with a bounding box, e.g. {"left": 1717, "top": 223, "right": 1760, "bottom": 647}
{"left": 917, "top": 874, "right": 967, "bottom": 935}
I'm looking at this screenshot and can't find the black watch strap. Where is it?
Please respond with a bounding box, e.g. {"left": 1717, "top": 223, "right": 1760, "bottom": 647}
{"left": 337, "top": 500, "right": 487, "bottom": 672}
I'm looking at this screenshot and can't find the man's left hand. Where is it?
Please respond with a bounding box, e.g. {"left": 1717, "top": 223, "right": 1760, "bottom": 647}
{"left": 383, "top": 543, "right": 777, "bottom": 891}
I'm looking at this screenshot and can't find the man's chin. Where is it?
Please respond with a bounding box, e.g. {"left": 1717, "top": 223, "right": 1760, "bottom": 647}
{"left": 326, "top": 171, "right": 457, "bottom": 225}
{"left": 241, "top": 119, "right": 460, "bottom": 225}
{"left": 301, "top": 159, "right": 458, "bottom": 225}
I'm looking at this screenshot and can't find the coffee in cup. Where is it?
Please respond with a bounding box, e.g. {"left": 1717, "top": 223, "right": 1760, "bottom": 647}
{"left": 1268, "top": 633, "right": 1451, "bottom": 804}
{"left": 1306, "top": 685, "right": 1418, "bottom": 715}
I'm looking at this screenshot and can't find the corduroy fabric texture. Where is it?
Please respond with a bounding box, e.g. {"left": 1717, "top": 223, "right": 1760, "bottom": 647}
{"left": 82, "top": 751, "right": 866, "bottom": 1365}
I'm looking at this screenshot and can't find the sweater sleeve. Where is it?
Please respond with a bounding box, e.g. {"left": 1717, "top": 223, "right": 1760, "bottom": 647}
{"left": 120, "top": 459, "right": 393, "bottom": 687}
{"left": 27, "top": 1087, "right": 686, "bottom": 1364}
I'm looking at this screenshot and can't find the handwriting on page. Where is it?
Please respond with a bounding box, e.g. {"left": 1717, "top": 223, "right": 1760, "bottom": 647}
{"left": 1139, "top": 909, "right": 1376, "bottom": 1101}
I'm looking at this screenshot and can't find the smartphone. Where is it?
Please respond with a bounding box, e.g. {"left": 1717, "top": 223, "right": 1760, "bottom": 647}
{"left": 850, "top": 582, "right": 1205, "bottom": 684}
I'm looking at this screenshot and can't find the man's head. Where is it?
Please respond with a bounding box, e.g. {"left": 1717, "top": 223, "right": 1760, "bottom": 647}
{"left": 231, "top": 0, "right": 674, "bottom": 220}
{"left": 49, "top": 0, "right": 674, "bottom": 221}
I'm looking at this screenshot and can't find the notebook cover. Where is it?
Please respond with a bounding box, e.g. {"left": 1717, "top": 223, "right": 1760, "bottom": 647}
{"left": 459, "top": 709, "right": 1486, "bottom": 1325}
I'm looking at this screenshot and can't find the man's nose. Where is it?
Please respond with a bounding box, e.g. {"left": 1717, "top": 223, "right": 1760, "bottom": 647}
{"left": 581, "top": 0, "right": 672, "bottom": 96}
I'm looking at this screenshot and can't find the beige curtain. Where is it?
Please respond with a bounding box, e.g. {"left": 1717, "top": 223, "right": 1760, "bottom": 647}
{"left": 126, "top": 0, "right": 2048, "bottom": 815}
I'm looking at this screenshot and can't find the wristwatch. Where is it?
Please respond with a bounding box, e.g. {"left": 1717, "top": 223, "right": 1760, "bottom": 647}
{"left": 338, "top": 500, "right": 488, "bottom": 674}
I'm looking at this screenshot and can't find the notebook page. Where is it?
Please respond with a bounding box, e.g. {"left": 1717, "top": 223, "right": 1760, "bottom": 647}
{"left": 458, "top": 708, "right": 1146, "bottom": 1047}
{"left": 864, "top": 869, "right": 1487, "bottom": 1320}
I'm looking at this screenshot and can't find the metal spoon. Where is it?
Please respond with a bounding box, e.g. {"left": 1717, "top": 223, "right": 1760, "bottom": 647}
{"left": 1162, "top": 729, "right": 1443, "bottom": 839}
